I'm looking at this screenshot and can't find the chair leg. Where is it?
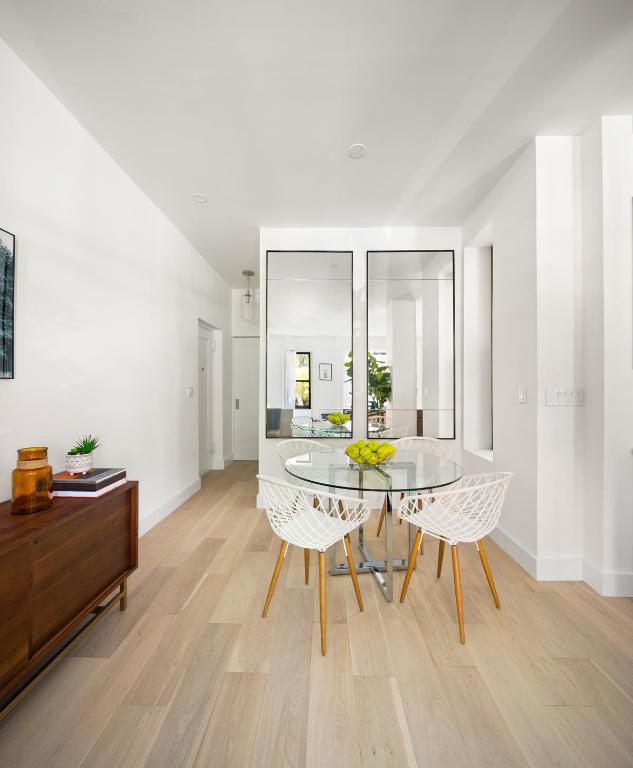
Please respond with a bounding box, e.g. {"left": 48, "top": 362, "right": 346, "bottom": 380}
{"left": 451, "top": 544, "right": 465, "bottom": 644}
{"left": 344, "top": 534, "right": 363, "bottom": 611}
{"left": 318, "top": 551, "right": 327, "bottom": 655}
{"left": 398, "top": 491, "right": 404, "bottom": 524}
{"left": 376, "top": 497, "right": 386, "bottom": 536}
{"left": 262, "top": 540, "right": 288, "bottom": 618}
{"left": 304, "top": 548, "right": 310, "bottom": 585}
{"left": 477, "top": 539, "right": 500, "bottom": 608}
{"left": 437, "top": 539, "right": 445, "bottom": 578}
{"left": 400, "top": 529, "right": 423, "bottom": 603}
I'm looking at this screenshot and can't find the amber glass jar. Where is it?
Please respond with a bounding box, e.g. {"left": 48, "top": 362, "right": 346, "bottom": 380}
{"left": 11, "top": 447, "right": 53, "bottom": 515}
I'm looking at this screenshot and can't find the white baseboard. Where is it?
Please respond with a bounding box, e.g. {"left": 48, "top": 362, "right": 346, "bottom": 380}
{"left": 537, "top": 555, "right": 583, "bottom": 581}
{"left": 583, "top": 559, "right": 633, "bottom": 597}
{"left": 489, "top": 526, "right": 537, "bottom": 579}
{"left": 139, "top": 478, "right": 201, "bottom": 536}
{"left": 223, "top": 452, "right": 234, "bottom": 468}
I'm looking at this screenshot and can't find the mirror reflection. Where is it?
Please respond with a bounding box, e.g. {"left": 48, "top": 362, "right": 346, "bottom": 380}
{"left": 367, "top": 251, "right": 455, "bottom": 439}
{"left": 266, "top": 251, "right": 353, "bottom": 438}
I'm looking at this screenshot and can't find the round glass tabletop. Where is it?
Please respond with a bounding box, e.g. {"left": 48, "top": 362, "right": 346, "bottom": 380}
{"left": 284, "top": 447, "right": 462, "bottom": 493}
{"left": 293, "top": 420, "right": 352, "bottom": 437}
{"left": 293, "top": 420, "right": 385, "bottom": 437}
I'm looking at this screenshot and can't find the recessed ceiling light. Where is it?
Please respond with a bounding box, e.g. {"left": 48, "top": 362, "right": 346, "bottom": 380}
{"left": 192, "top": 193, "right": 208, "bottom": 203}
{"left": 347, "top": 143, "right": 367, "bottom": 160}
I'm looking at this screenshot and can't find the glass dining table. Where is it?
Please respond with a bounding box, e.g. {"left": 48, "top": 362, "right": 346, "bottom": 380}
{"left": 284, "top": 447, "right": 463, "bottom": 601}
{"left": 292, "top": 420, "right": 386, "bottom": 438}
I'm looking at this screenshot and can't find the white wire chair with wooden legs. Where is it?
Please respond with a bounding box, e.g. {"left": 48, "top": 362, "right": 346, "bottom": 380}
{"left": 277, "top": 438, "right": 325, "bottom": 583}
{"left": 397, "top": 472, "right": 512, "bottom": 644}
{"left": 257, "top": 475, "right": 371, "bottom": 655}
{"left": 376, "top": 434, "right": 449, "bottom": 537}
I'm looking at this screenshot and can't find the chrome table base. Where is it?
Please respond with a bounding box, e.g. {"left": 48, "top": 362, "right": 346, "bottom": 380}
{"left": 328, "top": 491, "right": 413, "bottom": 602}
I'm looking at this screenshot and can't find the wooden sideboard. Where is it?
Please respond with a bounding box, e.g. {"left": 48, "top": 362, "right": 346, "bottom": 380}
{"left": 0, "top": 481, "right": 138, "bottom": 715}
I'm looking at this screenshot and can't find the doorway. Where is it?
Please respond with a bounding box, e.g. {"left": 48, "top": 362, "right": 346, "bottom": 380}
{"left": 233, "top": 337, "right": 259, "bottom": 460}
{"left": 198, "top": 324, "right": 215, "bottom": 475}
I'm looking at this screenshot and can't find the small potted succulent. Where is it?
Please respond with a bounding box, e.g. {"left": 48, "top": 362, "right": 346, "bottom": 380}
{"left": 65, "top": 434, "right": 100, "bottom": 475}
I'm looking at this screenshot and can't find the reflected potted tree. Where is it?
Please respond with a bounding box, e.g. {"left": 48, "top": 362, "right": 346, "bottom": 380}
{"left": 344, "top": 351, "right": 391, "bottom": 417}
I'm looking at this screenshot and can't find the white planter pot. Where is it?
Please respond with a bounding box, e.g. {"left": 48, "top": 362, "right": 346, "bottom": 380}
{"left": 65, "top": 452, "right": 93, "bottom": 475}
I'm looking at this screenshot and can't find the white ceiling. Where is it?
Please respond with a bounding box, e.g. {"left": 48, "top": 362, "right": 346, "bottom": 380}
{"left": 1, "top": 0, "right": 633, "bottom": 285}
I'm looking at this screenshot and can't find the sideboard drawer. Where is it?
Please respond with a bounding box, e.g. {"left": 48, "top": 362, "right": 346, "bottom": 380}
{"left": 31, "top": 516, "right": 131, "bottom": 652}
{"left": 0, "top": 542, "right": 30, "bottom": 689}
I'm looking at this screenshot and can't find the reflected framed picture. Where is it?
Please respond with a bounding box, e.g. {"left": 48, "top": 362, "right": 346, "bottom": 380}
{"left": 0, "top": 227, "right": 15, "bottom": 380}
{"left": 319, "top": 363, "right": 332, "bottom": 381}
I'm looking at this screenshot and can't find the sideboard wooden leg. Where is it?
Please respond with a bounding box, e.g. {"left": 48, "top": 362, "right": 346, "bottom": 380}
{"left": 119, "top": 580, "right": 127, "bottom": 611}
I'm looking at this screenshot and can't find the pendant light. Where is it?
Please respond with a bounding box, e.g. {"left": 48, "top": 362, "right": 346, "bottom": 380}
{"left": 241, "top": 269, "right": 255, "bottom": 322}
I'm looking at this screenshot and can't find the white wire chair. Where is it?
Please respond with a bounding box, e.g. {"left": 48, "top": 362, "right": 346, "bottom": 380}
{"left": 377, "top": 425, "right": 411, "bottom": 439}
{"left": 257, "top": 475, "right": 371, "bottom": 655}
{"left": 397, "top": 472, "right": 512, "bottom": 643}
{"left": 396, "top": 436, "right": 453, "bottom": 460}
{"left": 376, "top": 434, "right": 450, "bottom": 537}
{"left": 277, "top": 438, "right": 325, "bottom": 584}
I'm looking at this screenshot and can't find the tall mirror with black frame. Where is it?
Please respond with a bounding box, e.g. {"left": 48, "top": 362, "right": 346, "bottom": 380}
{"left": 366, "top": 250, "right": 455, "bottom": 440}
{"left": 266, "top": 251, "right": 353, "bottom": 438}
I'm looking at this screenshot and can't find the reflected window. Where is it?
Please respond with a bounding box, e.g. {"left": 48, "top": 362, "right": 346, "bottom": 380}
{"left": 294, "top": 352, "right": 311, "bottom": 408}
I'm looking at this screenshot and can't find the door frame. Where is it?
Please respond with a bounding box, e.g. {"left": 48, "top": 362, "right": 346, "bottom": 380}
{"left": 198, "top": 320, "right": 225, "bottom": 473}
{"left": 233, "top": 336, "right": 260, "bottom": 460}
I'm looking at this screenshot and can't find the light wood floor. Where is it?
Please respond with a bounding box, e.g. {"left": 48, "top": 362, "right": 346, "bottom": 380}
{"left": 1, "top": 461, "right": 633, "bottom": 767}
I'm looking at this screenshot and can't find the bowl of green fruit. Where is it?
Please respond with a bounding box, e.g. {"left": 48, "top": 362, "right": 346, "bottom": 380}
{"left": 327, "top": 412, "right": 351, "bottom": 426}
{"left": 345, "top": 439, "right": 395, "bottom": 467}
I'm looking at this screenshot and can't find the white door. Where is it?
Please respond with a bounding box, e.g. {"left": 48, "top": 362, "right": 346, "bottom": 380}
{"left": 233, "top": 337, "right": 259, "bottom": 460}
{"left": 198, "top": 327, "right": 214, "bottom": 475}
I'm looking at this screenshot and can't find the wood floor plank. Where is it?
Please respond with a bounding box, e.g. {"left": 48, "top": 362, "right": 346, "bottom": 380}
{"left": 353, "top": 675, "right": 414, "bottom": 768}
{"left": 193, "top": 672, "right": 267, "bottom": 768}
{"left": 124, "top": 572, "right": 229, "bottom": 706}
{"left": 79, "top": 704, "right": 164, "bottom": 768}
{"left": 147, "top": 537, "right": 223, "bottom": 615}
{"left": 143, "top": 622, "right": 240, "bottom": 768}
{"left": 251, "top": 588, "right": 313, "bottom": 767}
{"left": 347, "top": 579, "right": 394, "bottom": 677}
{"left": 0, "top": 657, "right": 105, "bottom": 767}
{"left": 466, "top": 623, "right": 587, "bottom": 768}
{"left": 555, "top": 659, "right": 633, "bottom": 752}
{"left": 381, "top": 602, "right": 473, "bottom": 767}
{"left": 72, "top": 566, "right": 174, "bottom": 658}
{"left": 5, "top": 613, "right": 173, "bottom": 768}
{"left": 437, "top": 665, "right": 529, "bottom": 768}
{"left": 306, "top": 623, "right": 361, "bottom": 768}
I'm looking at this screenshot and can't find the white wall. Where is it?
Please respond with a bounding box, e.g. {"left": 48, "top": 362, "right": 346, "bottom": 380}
{"left": 258, "top": 227, "right": 461, "bottom": 488}
{"left": 463, "top": 125, "right": 633, "bottom": 595}
{"left": 535, "top": 136, "right": 584, "bottom": 578}
{"left": 582, "top": 117, "right": 633, "bottom": 596}
{"left": 0, "top": 39, "right": 232, "bottom": 533}
{"left": 463, "top": 246, "right": 492, "bottom": 452}
{"left": 462, "top": 144, "right": 539, "bottom": 570}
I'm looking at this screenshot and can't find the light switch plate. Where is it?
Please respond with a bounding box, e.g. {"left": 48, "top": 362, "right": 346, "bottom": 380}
{"left": 546, "top": 387, "right": 585, "bottom": 406}
{"left": 518, "top": 385, "right": 528, "bottom": 404}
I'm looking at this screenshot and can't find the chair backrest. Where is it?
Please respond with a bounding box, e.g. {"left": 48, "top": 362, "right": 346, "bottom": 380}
{"left": 276, "top": 438, "right": 324, "bottom": 469}
{"left": 378, "top": 425, "right": 411, "bottom": 439}
{"left": 257, "top": 475, "right": 371, "bottom": 548}
{"left": 397, "top": 436, "right": 453, "bottom": 460}
{"left": 291, "top": 416, "right": 312, "bottom": 427}
{"left": 399, "top": 472, "right": 512, "bottom": 543}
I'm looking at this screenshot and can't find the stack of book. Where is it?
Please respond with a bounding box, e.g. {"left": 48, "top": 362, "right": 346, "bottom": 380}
{"left": 52, "top": 468, "right": 127, "bottom": 498}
